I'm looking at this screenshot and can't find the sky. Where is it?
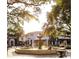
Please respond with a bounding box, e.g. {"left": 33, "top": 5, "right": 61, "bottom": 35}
{"left": 23, "top": 1, "right": 56, "bottom": 34}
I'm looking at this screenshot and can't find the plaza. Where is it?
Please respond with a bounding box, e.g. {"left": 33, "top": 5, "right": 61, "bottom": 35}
{"left": 7, "top": 0, "right": 71, "bottom": 58}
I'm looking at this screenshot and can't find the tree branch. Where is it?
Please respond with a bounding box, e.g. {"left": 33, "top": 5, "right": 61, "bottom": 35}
{"left": 7, "top": 1, "right": 45, "bottom": 6}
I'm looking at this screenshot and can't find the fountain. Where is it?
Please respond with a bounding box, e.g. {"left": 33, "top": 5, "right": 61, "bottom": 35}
{"left": 15, "top": 33, "right": 57, "bottom": 55}
{"left": 37, "top": 33, "right": 43, "bottom": 49}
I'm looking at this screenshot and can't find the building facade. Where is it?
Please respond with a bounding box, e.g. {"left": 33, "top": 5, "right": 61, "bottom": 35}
{"left": 19, "top": 31, "right": 49, "bottom": 48}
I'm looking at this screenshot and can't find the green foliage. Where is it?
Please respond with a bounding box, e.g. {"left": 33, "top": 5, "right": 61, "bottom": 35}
{"left": 7, "top": 12, "right": 23, "bottom": 38}
{"left": 43, "top": 0, "right": 71, "bottom": 39}
{"left": 7, "top": 0, "right": 50, "bottom": 6}
{"left": 51, "top": 5, "right": 61, "bottom": 19}
{"left": 7, "top": 7, "right": 37, "bottom": 38}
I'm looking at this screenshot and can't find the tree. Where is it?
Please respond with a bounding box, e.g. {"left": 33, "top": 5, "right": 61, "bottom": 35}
{"left": 7, "top": 0, "right": 38, "bottom": 39}
{"left": 7, "top": 0, "right": 50, "bottom": 6}
{"left": 53, "top": 0, "right": 71, "bottom": 33}
{"left": 43, "top": 0, "right": 71, "bottom": 46}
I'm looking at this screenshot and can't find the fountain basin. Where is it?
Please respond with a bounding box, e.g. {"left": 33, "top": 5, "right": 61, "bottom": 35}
{"left": 15, "top": 47, "right": 57, "bottom": 55}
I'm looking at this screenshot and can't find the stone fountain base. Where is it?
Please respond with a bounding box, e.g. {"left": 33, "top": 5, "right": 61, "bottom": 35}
{"left": 15, "top": 47, "right": 57, "bottom": 55}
